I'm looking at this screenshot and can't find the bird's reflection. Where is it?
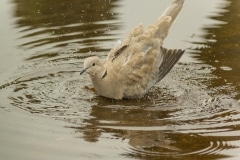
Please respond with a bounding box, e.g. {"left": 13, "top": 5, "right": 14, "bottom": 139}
{"left": 10, "top": 0, "right": 240, "bottom": 159}
{"left": 78, "top": 100, "right": 181, "bottom": 153}
{"left": 70, "top": 98, "right": 236, "bottom": 159}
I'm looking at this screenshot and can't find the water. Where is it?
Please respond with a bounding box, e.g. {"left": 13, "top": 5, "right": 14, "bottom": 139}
{"left": 0, "top": 0, "right": 240, "bottom": 159}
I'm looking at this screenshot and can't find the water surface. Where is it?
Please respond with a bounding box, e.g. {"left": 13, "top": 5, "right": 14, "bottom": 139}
{"left": 0, "top": 0, "right": 240, "bottom": 159}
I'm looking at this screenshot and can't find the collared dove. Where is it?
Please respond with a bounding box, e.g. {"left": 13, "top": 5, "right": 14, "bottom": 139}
{"left": 80, "top": 0, "right": 185, "bottom": 99}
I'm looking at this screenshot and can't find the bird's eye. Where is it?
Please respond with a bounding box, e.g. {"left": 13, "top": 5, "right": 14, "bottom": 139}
{"left": 92, "top": 63, "right": 95, "bottom": 66}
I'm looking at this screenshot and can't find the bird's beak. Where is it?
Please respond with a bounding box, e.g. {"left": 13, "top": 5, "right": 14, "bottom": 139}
{"left": 80, "top": 69, "right": 86, "bottom": 75}
{"left": 80, "top": 67, "right": 89, "bottom": 75}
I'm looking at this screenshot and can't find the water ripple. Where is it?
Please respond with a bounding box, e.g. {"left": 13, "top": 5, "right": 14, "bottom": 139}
{"left": 1, "top": 0, "right": 240, "bottom": 159}
{"left": 1, "top": 48, "right": 240, "bottom": 159}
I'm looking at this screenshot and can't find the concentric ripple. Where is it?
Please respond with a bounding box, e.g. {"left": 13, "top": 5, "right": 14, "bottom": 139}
{"left": 1, "top": 0, "right": 240, "bottom": 159}
{"left": 0, "top": 45, "right": 98, "bottom": 125}
{"left": 122, "top": 132, "right": 240, "bottom": 159}
{"left": 1, "top": 48, "right": 240, "bottom": 159}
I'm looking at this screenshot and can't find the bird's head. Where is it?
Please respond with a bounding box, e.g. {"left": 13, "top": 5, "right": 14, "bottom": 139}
{"left": 80, "top": 56, "right": 104, "bottom": 77}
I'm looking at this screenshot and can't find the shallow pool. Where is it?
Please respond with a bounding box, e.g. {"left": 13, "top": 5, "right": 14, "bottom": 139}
{"left": 0, "top": 0, "right": 240, "bottom": 159}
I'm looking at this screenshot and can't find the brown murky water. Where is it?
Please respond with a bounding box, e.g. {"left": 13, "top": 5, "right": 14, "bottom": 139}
{"left": 1, "top": 0, "right": 240, "bottom": 159}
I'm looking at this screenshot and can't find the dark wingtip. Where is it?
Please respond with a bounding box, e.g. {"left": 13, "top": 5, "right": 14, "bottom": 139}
{"left": 112, "top": 45, "right": 128, "bottom": 61}
{"left": 157, "top": 47, "right": 185, "bottom": 81}
{"left": 101, "top": 69, "right": 107, "bottom": 79}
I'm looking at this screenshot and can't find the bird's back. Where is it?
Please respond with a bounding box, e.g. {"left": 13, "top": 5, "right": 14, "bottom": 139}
{"left": 101, "top": 0, "right": 185, "bottom": 98}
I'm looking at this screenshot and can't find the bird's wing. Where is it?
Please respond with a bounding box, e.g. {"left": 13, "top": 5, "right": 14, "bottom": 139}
{"left": 117, "top": 45, "right": 184, "bottom": 94}
{"left": 105, "top": 0, "right": 185, "bottom": 66}
{"left": 157, "top": 47, "right": 184, "bottom": 82}
{"left": 102, "top": 0, "right": 185, "bottom": 97}
{"left": 116, "top": 40, "right": 163, "bottom": 97}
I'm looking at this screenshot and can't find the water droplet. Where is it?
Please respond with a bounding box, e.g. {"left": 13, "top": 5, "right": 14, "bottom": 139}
{"left": 220, "top": 66, "right": 232, "bottom": 71}
{"left": 115, "top": 40, "right": 122, "bottom": 47}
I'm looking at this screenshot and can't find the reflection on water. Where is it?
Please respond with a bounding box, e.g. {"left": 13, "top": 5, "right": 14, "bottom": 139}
{"left": 1, "top": 0, "right": 240, "bottom": 159}
{"left": 195, "top": 0, "right": 240, "bottom": 99}
{"left": 14, "top": 0, "right": 121, "bottom": 53}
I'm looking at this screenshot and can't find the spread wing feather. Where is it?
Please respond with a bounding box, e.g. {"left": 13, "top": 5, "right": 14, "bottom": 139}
{"left": 157, "top": 47, "right": 184, "bottom": 81}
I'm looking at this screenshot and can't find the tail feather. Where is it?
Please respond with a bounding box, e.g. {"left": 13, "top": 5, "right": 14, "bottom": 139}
{"left": 155, "top": 0, "right": 185, "bottom": 39}
{"left": 160, "top": 0, "right": 185, "bottom": 23}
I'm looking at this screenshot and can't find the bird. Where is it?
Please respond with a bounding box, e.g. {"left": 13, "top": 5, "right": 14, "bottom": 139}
{"left": 80, "top": 0, "right": 185, "bottom": 100}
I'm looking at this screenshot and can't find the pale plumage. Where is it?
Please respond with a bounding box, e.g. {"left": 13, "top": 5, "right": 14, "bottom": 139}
{"left": 80, "top": 0, "right": 185, "bottom": 99}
